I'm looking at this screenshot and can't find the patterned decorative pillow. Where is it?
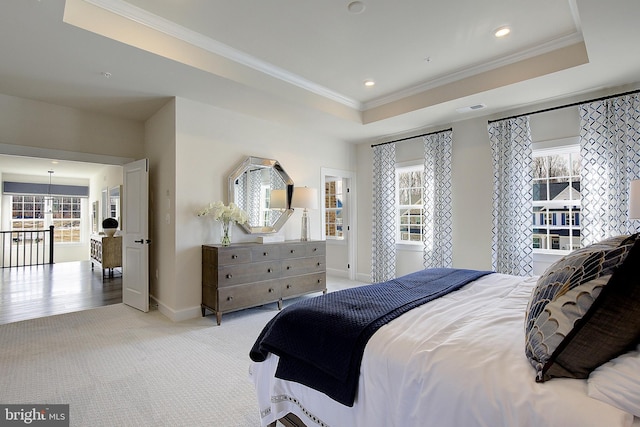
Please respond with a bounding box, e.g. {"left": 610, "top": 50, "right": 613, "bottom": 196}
{"left": 525, "top": 235, "right": 636, "bottom": 382}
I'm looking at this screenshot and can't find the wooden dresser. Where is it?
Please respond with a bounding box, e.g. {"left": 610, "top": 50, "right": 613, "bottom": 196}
{"left": 201, "top": 240, "right": 326, "bottom": 325}
{"left": 90, "top": 235, "right": 122, "bottom": 278}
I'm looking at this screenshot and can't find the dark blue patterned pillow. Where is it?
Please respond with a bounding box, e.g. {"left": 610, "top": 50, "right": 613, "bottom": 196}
{"left": 525, "top": 235, "right": 635, "bottom": 381}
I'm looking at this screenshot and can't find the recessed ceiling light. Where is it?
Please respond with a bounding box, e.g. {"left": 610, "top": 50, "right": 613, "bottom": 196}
{"left": 348, "top": 1, "right": 366, "bottom": 14}
{"left": 494, "top": 26, "right": 511, "bottom": 38}
{"left": 364, "top": 79, "right": 375, "bottom": 87}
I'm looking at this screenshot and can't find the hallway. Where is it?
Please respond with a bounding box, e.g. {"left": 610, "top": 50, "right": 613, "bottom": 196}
{"left": 0, "top": 260, "right": 122, "bottom": 325}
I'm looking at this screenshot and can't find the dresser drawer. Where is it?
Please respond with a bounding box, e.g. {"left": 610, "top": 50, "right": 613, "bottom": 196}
{"left": 280, "top": 243, "right": 306, "bottom": 259}
{"left": 281, "top": 255, "right": 325, "bottom": 277}
{"left": 217, "top": 261, "right": 281, "bottom": 287}
{"left": 280, "top": 242, "right": 326, "bottom": 259}
{"left": 282, "top": 272, "right": 326, "bottom": 298}
{"left": 304, "top": 242, "right": 326, "bottom": 257}
{"left": 218, "top": 280, "right": 281, "bottom": 311}
{"left": 250, "top": 245, "right": 282, "bottom": 261}
{"left": 203, "top": 245, "right": 251, "bottom": 267}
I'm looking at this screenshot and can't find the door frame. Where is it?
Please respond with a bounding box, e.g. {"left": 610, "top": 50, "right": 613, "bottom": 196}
{"left": 321, "top": 167, "right": 356, "bottom": 280}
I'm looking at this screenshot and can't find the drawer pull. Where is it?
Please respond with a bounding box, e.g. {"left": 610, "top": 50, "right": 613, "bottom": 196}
{"left": 227, "top": 296, "right": 233, "bottom": 301}
{"left": 231, "top": 255, "right": 238, "bottom": 259}
{"left": 268, "top": 288, "right": 274, "bottom": 293}
{"left": 286, "top": 284, "right": 291, "bottom": 289}
{"left": 313, "top": 247, "right": 317, "bottom": 252}
{"left": 267, "top": 268, "right": 272, "bottom": 273}
{"left": 317, "top": 262, "right": 321, "bottom": 266}
{"left": 263, "top": 252, "right": 268, "bottom": 257}
{"left": 317, "top": 279, "right": 321, "bottom": 284}
{"left": 290, "top": 249, "right": 295, "bottom": 253}
{"left": 286, "top": 266, "right": 291, "bottom": 270}
{"left": 226, "top": 274, "right": 233, "bottom": 279}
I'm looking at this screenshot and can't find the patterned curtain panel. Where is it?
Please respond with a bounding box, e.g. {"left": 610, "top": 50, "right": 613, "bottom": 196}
{"left": 580, "top": 93, "right": 640, "bottom": 245}
{"left": 423, "top": 130, "right": 453, "bottom": 268}
{"left": 372, "top": 143, "right": 397, "bottom": 283}
{"left": 488, "top": 116, "right": 534, "bottom": 276}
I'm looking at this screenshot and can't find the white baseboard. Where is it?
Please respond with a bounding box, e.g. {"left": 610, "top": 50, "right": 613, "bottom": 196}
{"left": 356, "top": 272, "right": 372, "bottom": 283}
{"left": 326, "top": 268, "right": 349, "bottom": 278}
{"left": 150, "top": 295, "right": 202, "bottom": 322}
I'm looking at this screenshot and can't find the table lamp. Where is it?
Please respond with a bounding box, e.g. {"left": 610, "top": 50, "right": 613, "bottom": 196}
{"left": 291, "top": 187, "right": 318, "bottom": 241}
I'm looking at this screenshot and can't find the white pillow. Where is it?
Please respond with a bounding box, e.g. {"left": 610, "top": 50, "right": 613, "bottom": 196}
{"left": 588, "top": 345, "right": 640, "bottom": 417}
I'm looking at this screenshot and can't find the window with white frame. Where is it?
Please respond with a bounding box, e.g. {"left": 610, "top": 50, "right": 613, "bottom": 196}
{"left": 532, "top": 145, "right": 581, "bottom": 252}
{"left": 12, "top": 195, "right": 82, "bottom": 243}
{"left": 396, "top": 164, "right": 424, "bottom": 244}
{"left": 324, "top": 177, "right": 344, "bottom": 240}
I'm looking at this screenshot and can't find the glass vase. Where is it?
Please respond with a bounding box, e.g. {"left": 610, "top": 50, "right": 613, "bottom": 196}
{"left": 220, "top": 220, "right": 232, "bottom": 246}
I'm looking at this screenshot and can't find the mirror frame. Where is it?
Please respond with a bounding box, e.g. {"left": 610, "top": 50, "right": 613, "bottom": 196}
{"left": 228, "top": 156, "right": 294, "bottom": 234}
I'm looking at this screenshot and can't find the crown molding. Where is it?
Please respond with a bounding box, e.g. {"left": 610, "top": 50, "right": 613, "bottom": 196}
{"left": 82, "top": 0, "right": 363, "bottom": 110}
{"left": 82, "top": 0, "right": 583, "bottom": 116}
{"left": 363, "top": 32, "right": 585, "bottom": 110}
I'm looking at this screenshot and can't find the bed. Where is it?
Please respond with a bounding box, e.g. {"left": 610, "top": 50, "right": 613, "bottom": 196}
{"left": 249, "top": 235, "right": 640, "bottom": 427}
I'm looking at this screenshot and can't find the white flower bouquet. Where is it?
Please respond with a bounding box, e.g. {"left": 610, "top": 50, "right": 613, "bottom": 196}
{"left": 198, "top": 201, "right": 248, "bottom": 246}
{"left": 198, "top": 201, "right": 248, "bottom": 224}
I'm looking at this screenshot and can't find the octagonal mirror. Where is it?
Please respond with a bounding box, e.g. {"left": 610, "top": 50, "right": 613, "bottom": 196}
{"left": 228, "top": 156, "right": 294, "bottom": 234}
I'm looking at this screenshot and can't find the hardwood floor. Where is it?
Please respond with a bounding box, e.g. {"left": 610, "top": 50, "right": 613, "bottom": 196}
{"left": 0, "top": 260, "right": 122, "bottom": 325}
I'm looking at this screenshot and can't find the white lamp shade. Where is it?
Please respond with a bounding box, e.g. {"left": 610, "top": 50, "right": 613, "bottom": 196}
{"left": 630, "top": 180, "right": 640, "bottom": 219}
{"left": 291, "top": 187, "right": 318, "bottom": 210}
{"left": 269, "top": 189, "right": 287, "bottom": 209}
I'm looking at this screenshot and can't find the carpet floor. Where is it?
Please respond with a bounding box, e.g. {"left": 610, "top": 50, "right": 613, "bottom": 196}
{"left": 0, "top": 301, "right": 288, "bottom": 426}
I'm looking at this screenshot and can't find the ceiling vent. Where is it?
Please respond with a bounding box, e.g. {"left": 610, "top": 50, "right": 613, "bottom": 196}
{"left": 456, "top": 104, "right": 486, "bottom": 113}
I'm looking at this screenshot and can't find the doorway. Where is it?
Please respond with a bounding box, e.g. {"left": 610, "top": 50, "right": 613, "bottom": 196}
{"left": 321, "top": 168, "right": 356, "bottom": 280}
{"left": 0, "top": 151, "right": 129, "bottom": 321}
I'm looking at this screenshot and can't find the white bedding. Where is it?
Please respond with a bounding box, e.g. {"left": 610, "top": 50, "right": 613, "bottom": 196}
{"left": 250, "top": 273, "right": 638, "bottom": 427}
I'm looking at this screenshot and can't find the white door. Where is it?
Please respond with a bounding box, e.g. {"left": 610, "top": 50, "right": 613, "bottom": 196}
{"left": 122, "top": 159, "right": 150, "bottom": 312}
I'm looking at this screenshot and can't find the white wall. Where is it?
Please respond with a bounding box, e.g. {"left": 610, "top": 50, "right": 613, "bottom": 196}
{"left": 90, "top": 165, "right": 125, "bottom": 230}
{"left": 146, "top": 99, "right": 178, "bottom": 314}
{"left": 451, "top": 118, "right": 494, "bottom": 270}
{"left": 0, "top": 94, "right": 144, "bottom": 159}
{"left": 150, "top": 97, "right": 357, "bottom": 321}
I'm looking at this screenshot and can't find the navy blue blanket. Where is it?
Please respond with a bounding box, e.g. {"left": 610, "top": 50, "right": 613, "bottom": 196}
{"left": 250, "top": 268, "right": 492, "bottom": 406}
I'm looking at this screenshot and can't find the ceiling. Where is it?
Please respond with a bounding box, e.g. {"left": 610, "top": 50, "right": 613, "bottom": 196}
{"left": 1, "top": 0, "right": 639, "bottom": 170}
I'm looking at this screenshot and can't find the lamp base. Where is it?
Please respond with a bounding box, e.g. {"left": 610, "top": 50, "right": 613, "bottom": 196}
{"left": 300, "top": 209, "right": 309, "bottom": 241}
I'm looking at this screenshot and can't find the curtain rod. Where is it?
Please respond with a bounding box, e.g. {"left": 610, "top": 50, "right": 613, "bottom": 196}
{"left": 371, "top": 127, "right": 453, "bottom": 148}
{"left": 488, "top": 88, "right": 640, "bottom": 124}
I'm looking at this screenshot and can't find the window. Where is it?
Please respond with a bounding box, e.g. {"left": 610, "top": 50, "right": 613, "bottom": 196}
{"left": 11, "top": 195, "right": 45, "bottom": 239}
{"left": 396, "top": 164, "right": 424, "bottom": 244}
{"left": 532, "top": 146, "right": 581, "bottom": 252}
{"left": 11, "top": 195, "right": 82, "bottom": 243}
{"left": 324, "top": 178, "right": 344, "bottom": 240}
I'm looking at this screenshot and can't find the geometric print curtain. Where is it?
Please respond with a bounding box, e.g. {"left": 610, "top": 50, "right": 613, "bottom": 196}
{"left": 579, "top": 93, "right": 640, "bottom": 245}
{"left": 371, "top": 142, "right": 397, "bottom": 283}
{"left": 488, "top": 116, "right": 534, "bottom": 276}
{"left": 423, "top": 130, "right": 453, "bottom": 268}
